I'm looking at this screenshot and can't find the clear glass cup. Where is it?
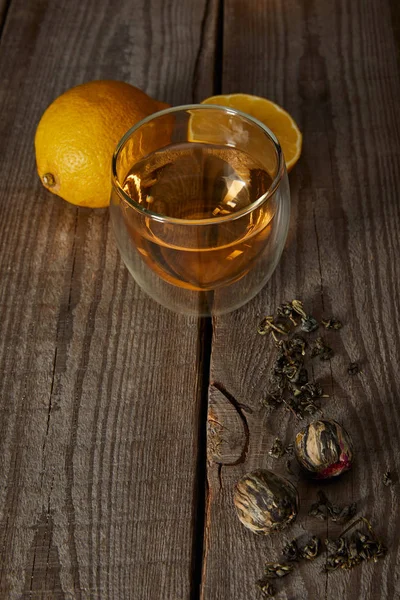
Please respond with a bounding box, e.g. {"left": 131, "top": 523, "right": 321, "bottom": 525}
{"left": 110, "top": 104, "right": 290, "bottom": 316}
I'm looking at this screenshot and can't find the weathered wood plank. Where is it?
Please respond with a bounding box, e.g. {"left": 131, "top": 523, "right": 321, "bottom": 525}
{"left": 0, "top": 0, "right": 10, "bottom": 33}
{"left": 203, "top": 1, "right": 400, "bottom": 599}
{"left": 0, "top": 1, "right": 215, "bottom": 598}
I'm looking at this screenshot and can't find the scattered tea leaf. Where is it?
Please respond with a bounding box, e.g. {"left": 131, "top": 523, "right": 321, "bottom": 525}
{"left": 301, "top": 315, "right": 319, "bottom": 333}
{"left": 258, "top": 316, "right": 290, "bottom": 339}
{"left": 285, "top": 395, "right": 322, "bottom": 419}
{"left": 309, "top": 491, "right": 357, "bottom": 523}
{"left": 276, "top": 302, "right": 299, "bottom": 325}
{"left": 269, "top": 438, "right": 285, "bottom": 459}
{"left": 322, "top": 317, "right": 342, "bottom": 330}
{"left": 348, "top": 362, "right": 360, "bottom": 375}
{"left": 258, "top": 300, "right": 339, "bottom": 420}
{"left": 262, "top": 395, "right": 281, "bottom": 410}
{"left": 383, "top": 470, "right": 392, "bottom": 487}
{"left": 325, "top": 518, "right": 387, "bottom": 571}
{"left": 258, "top": 316, "right": 275, "bottom": 335}
{"left": 285, "top": 459, "right": 293, "bottom": 475}
{"left": 269, "top": 320, "right": 291, "bottom": 337}
{"left": 269, "top": 439, "right": 294, "bottom": 462}
{"left": 282, "top": 536, "right": 321, "bottom": 563}
{"left": 264, "top": 563, "right": 294, "bottom": 579}
{"left": 301, "top": 536, "right": 321, "bottom": 560}
{"left": 295, "top": 382, "right": 326, "bottom": 398}
{"left": 282, "top": 539, "right": 300, "bottom": 562}
{"left": 291, "top": 300, "right": 307, "bottom": 319}
{"left": 256, "top": 579, "right": 275, "bottom": 597}
{"left": 285, "top": 443, "right": 294, "bottom": 457}
{"left": 289, "top": 335, "right": 308, "bottom": 355}
{"left": 311, "top": 337, "right": 334, "bottom": 361}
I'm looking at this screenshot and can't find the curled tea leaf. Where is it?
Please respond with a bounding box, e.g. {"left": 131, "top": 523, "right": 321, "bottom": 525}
{"left": 309, "top": 491, "right": 357, "bottom": 522}
{"left": 262, "top": 395, "right": 282, "bottom": 410}
{"left": 348, "top": 362, "right": 360, "bottom": 375}
{"left": 258, "top": 316, "right": 274, "bottom": 335}
{"left": 258, "top": 299, "right": 332, "bottom": 421}
{"left": 264, "top": 562, "right": 294, "bottom": 579}
{"left": 258, "top": 316, "right": 290, "bottom": 339}
{"left": 285, "top": 459, "right": 293, "bottom": 474}
{"left": 383, "top": 470, "right": 392, "bottom": 487}
{"left": 322, "top": 317, "right": 342, "bottom": 330}
{"left": 256, "top": 580, "right": 275, "bottom": 597}
{"left": 285, "top": 443, "right": 294, "bottom": 456}
{"left": 325, "top": 517, "right": 387, "bottom": 572}
{"left": 282, "top": 539, "right": 300, "bottom": 562}
{"left": 286, "top": 382, "right": 327, "bottom": 422}
{"left": 289, "top": 335, "right": 307, "bottom": 355}
{"left": 285, "top": 300, "right": 319, "bottom": 332}
{"left": 311, "top": 337, "right": 333, "bottom": 361}
{"left": 330, "top": 502, "right": 357, "bottom": 522}
{"left": 298, "top": 382, "right": 326, "bottom": 398}
{"left": 308, "top": 492, "right": 330, "bottom": 520}
{"left": 291, "top": 299, "right": 307, "bottom": 318}
{"left": 269, "top": 438, "right": 285, "bottom": 459}
{"left": 276, "top": 302, "right": 300, "bottom": 326}
{"left": 325, "top": 535, "right": 347, "bottom": 556}
{"left": 300, "top": 536, "right": 321, "bottom": 560}
{"left": 283, "top": 536, "right": 321, "bottom": 563}
{"left": 301, "top": 315, "right": 319, "bottom": 333}
{"left": 269, "top": 320, "right": 291, "bottom": 337}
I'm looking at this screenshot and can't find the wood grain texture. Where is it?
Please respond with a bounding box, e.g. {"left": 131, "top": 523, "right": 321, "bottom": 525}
{"left": 0, "top": 0, "right": 214, "bottom": 598}
{"left": 0, "top": 0, "right": 10, "bottom": 33}
{"left": 203, "top": 1, "right": 400, "bottom": 599}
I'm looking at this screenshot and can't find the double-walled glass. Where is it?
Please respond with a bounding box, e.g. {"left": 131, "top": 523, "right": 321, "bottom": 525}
{"left": 110, "top": 105, "right": 290, "bottom": 316}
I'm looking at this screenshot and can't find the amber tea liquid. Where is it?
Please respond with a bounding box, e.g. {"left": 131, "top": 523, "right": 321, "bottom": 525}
{"left": 122, "top": 143, "right": 275, "bottom": 291}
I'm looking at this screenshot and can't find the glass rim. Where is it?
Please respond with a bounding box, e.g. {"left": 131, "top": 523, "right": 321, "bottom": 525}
{"left": 111, "top": 103, "right": 286, "bottom": 226}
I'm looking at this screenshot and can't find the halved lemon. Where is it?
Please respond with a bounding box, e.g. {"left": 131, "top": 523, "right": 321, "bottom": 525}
{"left": 197, "top": 93, "right": 302, "bottom": 172}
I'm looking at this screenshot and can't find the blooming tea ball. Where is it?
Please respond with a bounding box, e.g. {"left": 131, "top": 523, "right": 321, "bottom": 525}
{"left": 294, "top": 419, "right": 353, "bottom": 479}
{"left": 234, "top": 469, "right": 299, "bottom": 534}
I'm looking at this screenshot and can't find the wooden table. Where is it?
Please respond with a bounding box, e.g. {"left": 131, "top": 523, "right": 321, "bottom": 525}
{"left": 1, "top": 0, "right": 399, "bottom": 598}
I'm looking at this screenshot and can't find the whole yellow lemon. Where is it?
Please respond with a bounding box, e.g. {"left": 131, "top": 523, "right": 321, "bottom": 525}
{"left": 34, "top": 80, "right": 168, "bottom": 208}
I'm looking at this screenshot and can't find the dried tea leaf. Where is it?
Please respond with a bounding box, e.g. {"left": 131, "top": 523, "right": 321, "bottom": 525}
{"left": 325, "top": 517, "right": 387, "bottom": 572}
{"left": 289, "top": 335, "right": 308, "bottom": 355}
{"left": 299, "top": 382, "right": 325, "bottom": 398}
{"left": 311, "top": 337, "right": 334, "bottom": 361}
{"left": 322, "top": 317, "right": 342, "bottom": 330}
{"left": 348, "top": 362, "right": 360, "bottom": 375}
{"left": 301, "top": 315, "right": 319, "bottom": 333}
{"left": 309, "top": 498, "right": 329, "bottom": 520}
{"left": 291, "top": 299, "right": 307, "bottom": 318}
{"left": 269, "top": 320, "right": 291, "bottom": 337}
{"left": 300, "top": 536, "right": 320, "bottom": 560}
{"left": 258, "top": 299, "right": 331, "bottom": 421}
{"left": 258, "top": 316, "right": 274, "bottom": 335}
{"left": 383, "top": 470, "right": 393, "bottom": 487}
{"left": 282, "top": 539, "right": 300, "bottom": 562}
{"left": 285, "top": 387, "right": 325, "bottom": 419}
{"left": 329, "top": 502, "right": 357, "bottom": 523}
{"left": 285, "top": 443, "right": 294, "bottom": 456}
{"left": 258, "top": 316, "right": 290, "bottom": 339}
{"left": 256, "top": 579, "right": 275, "bottom": 597}
{"left": 264, "top": 562, "right": 294, "bottom": 579}
{"left": 309, "top": 491, "right": 357, "bottom": 523}
{"left": 276, "top": 302, "right": 298, "bottom": 325}
{"left": 262, "top": 398, "right": 281, "bottom": 412}
{"left": 269, "top": 438, "right": 285, "bottom": 459}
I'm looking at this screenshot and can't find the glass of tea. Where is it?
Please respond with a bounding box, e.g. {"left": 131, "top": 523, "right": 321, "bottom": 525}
{"left": 110, "top": 105, "right": 290, "bottom": 316}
